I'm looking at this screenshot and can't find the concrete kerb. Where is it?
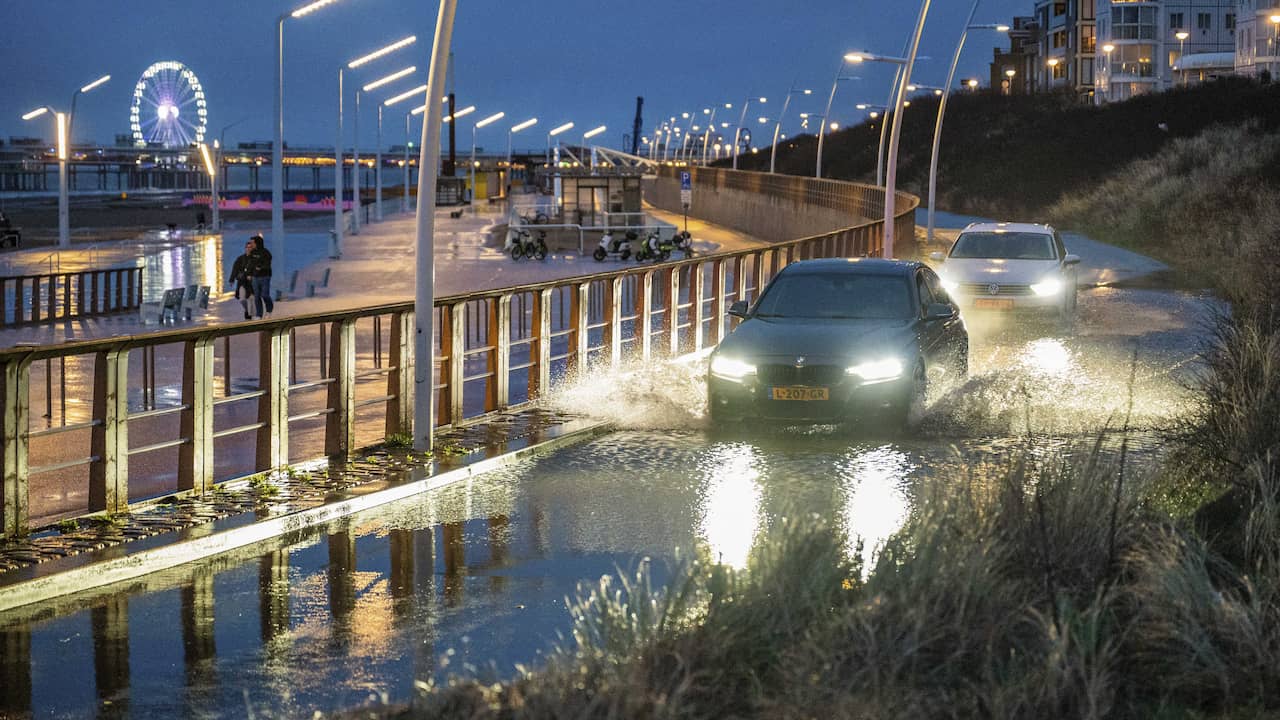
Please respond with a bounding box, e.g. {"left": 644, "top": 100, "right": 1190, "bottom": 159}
{"left": 0, "top": 418, "right": 612, "bottom": 614}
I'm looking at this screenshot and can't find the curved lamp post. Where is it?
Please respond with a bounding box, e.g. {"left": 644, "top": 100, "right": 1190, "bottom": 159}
{"left": 703, "top": 104, "right": 730, "bottom": 165}
{"left": 505, "top": 117, "right": 537, "bottom": 197}
{"left": 470, "top": 111, "right": 505, "bottom": 204}
{"left": 770, "top": 85, "right": 812, "bottom": 174}
{"left": 816, "top": 61, "right": 861, "bottom": 178}
{"left": 926, "top": 7, "right": 1008, "bottom": 245}
{"left": 731, "top": 97, "right": 766, "bottom": 169}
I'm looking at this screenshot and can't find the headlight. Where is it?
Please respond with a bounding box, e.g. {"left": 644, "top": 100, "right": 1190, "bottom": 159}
{"left": 940, "top": 278, "right": 958, "bottom": 293}
{"left": 1030, "top": 277, "right": 1062, "bottom": 296}
{"left": 846, "top": 357, "right": 904, "bottom": 383}
{"left": 710, "top": 355, "right": 756, "bottom": 380}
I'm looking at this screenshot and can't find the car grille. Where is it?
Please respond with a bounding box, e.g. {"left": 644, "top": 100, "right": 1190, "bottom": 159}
{"left": 757, "top": 364, "right": 845, "bottom": 386}
{"left": 957, "top": 282, "right": 1033, "bottom": 297}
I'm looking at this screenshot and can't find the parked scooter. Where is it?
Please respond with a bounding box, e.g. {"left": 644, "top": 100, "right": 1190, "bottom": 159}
{"left": 592, "top": 229, "right": 633, "bottom": 261}
{"left": 673, "top": 230, "right": 694, "bottom": 257}
{"left": 506, "top": 229, "right": 548, "bottom": 261}
{"left": 633, "top": 230, "right": 673, "bottom": 263}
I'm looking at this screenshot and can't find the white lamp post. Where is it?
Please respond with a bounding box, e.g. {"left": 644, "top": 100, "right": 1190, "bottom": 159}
{"left": 66, "top": 74, "right": 110, "bottom": 150}
{"left": 1174, "top": 30, "right": 1189, "bottom": 86}
{"left": 470, "top": 111, "right": 504, "bottom": 205}
{"left": 505, "top": 117, "right": 537, "bottom": 196}
{"left": 1004, "top": 68, "right": 1017, "bottom": 95}
{"left": 413, "top": 0, "right": 458, "bottom": 452}
{"left": 362, "top": 65, "right": 416, "bottom": 224}
{"left": 338, "top": 38, "right": 417, "bottom": 255}
{"left": 582, "top": 125, "right": 606, "bottom": 168}
{"left": 275, "top": 0, "right": 345, "bottom": 289}
{"left": 199, "top": 143, "right": 217, "bottom": 235}
{"left": 847, "top": 1, "right": 933, "bottom": 259}
{"left": 22, "top": 107, "right": 69, "bottom": 248}
{"left": 1101, "top": 43, "right": 1115, "bottom": 99}
{"left": 547, "top": 121, "right": 573, "bottom": 165}
{"left": 732, "top": 96, "right": 765, "bottom": 169}
{"left": 817, "top": 59, "right": 866, "bottom": 178}
{"left": 703, "top": 104, "right": 729, "bottom": 165}
{"left": 845, "top": 52, "right": 906, "bottom": 187}
{"left": 392, "top": 88, "right": 437, "bottom": 217}
{"left": 770, "top": 86, "right": 811, "bottom": 174}
{"left": 926, "top": 8, "right": 1008, "bottom": 245}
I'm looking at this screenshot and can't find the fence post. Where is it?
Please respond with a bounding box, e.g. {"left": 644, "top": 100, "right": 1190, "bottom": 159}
{"left": 530, "top": 289, "right": 551, "bottom": 400}
{"left": 638, "top": 271, "right": 653, "bottom": 361}
{"left": 710, "top": 259, "right": 726, "bottom": 346}
{"left": 666, "top": 267, "right": 680, "bottom": 356}
{"left": 609, "top": 277, "right": 623, "bottom": 367}
{"left": 385, "top": 310, "right": 414, "bottom": 438}
{"left": 89, "top": 347, "right": 129, "bottom": 513}
{"left": 255, "top": 328, "right": 290, "bottom": 471}
{"left": 690, "top": 262, "right": 705, "bottom": 352}
{"left": 178, "top": 337, "right": 215, "bottom": 494}
{"left": 494, "top": 295, "right": 511, "bottom": 409}
{"left": 1, "top": 357, "right": 31, "bottom": 537}
{"left": 325, "top": 319, "right": 356, "bottom": 456}
{"left": 449, "top": 302, "right": 466, "bottom": 425}
{"left": 573, "top": 283, "right": 589, "bottom": 373}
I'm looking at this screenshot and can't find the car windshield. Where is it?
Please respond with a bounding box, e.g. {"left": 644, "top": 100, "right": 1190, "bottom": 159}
{"left": 950, "top": 231, "right": 1056, "bottom": 260}
{"left": 753, "top": 273, "right": 912, "bottom": 320}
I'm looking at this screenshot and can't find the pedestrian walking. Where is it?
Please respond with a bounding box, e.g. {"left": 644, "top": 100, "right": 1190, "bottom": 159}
{"left": 248, "top": 234, "right": 275, "bottom": 318}
{"left": 228, "top": 239, "right": 256, "bottom": 319}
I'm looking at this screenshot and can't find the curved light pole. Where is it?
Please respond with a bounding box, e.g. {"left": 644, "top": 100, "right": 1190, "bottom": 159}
{"left": 66, "top": 74, "right": 110, "bottom": 150}
{"left": 470, "top": 111, "right": 504, "bottom": 204}
{"left": 848, "top": 1, "right": 932, "bottom": 258}
{"left": 21, "top": 107, "right": 68, "bottom": 248}
{"left": 582, "top": 125, "right": 606, "bottom": 168}
{"left": 817, "top": 58, "right": 865, "bottom": 178}
{"left": 275, "top": 0, "right": 346, "bottom": 287}
{"left": 505, "top": 117, "right": 537, "bottom": 197}
{"left": 547, "top": 121, "right": 573, "bottom": 165}
{"left": 364, "top": 66, "right": 417, "bottom": 223}
{"left": 395, "top": 93, "right": 443, "bottom": 214}
{"left": 926, "top": 9, "right": 1008, "bottom": 245}
{"left": 732, "top": 96, "right": 765, "bottom": 169}
{"left": 846, "top": 52, "right": 906, "bottom": 187}
{"left": 770, "top": 85, "right": 811, "bottom": 173}
{"left": 702, "top": 104, "right": 729, "bottom": 165}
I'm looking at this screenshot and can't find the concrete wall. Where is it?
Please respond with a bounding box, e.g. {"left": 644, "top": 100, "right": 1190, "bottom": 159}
{"left": 643, "top": 167, "right": 917, "bottom": 256}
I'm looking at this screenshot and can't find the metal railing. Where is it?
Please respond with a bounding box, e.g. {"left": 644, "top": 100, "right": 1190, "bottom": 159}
{"left": 0, "top": 167, "right": 917, "bottom": 537}
{"left": 0, "top": 267, "right": 143, "bottom": 326}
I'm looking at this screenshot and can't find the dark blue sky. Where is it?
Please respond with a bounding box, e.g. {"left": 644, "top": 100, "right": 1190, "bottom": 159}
{"left": 3, "top": 0, "right": 1030, "bottom": 152}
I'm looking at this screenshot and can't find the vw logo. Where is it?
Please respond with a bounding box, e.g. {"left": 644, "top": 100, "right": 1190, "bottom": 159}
{"left": 987, "top": 283, "right": 1000, "bottom": 295}
{"left": 794, "top": 356, "right": 806, "bottom": 367}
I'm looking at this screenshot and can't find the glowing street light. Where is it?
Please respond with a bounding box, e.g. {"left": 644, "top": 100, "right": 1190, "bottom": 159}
{"left": 547, "top": 121, "right": 573, "bottom": 166}
{"left": 469, "top": 111, "right": 505, "bottom": 204}
{"left": 841, "top": 49, "right": 908, "bottom": 186}
{"left": 583, "top": 124, "right": 606, "bottom": 167}
{"left": 769, "top": 85, "right": 812, "bottom": 174}
{"left": 732, "top": 96, "right": 766, "bottom": 169}
{"left": 275, "top": 0, "right": 346, "bottom": 287}
{"left": 505, "top": 117, "right": 537, "bottom": 195}
{"left": 925, "top": 8, "right": 1010, "bottom": 245}
{"left": 816, "top": 57, "right": 865, "bottom": 178}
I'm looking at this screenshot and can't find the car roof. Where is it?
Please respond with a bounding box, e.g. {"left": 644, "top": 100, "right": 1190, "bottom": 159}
{"left": 778, "top": 258, "right": 919, "bottom": 277}
{"left": 959, "top": 221, "right": 1056, "bottom": 235}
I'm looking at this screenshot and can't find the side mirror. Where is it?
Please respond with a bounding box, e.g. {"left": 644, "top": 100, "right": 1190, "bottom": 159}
{"left": 925, "top": 302, "right": 956, "bottom": 321}
{"left": 728, "top": 300, "right": 749, "bottom": 319}
{"left": 928, "top": 251, "right": 946, "bottom": 262}
{"left": 1063, "top": 254, "right": 1081, "bottom": 266}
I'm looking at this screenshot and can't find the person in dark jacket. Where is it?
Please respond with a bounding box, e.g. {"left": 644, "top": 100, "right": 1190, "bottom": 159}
{"left": 248, "top": 234, "right": 274, "bottom": 318}
{"left": 228, "top": 240, "right": 256, "bottom": 319}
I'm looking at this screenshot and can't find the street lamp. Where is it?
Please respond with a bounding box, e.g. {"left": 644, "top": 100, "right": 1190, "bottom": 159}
{"left": 817, "top": 57, "right": 865, "bottom": 178}
{"left": 845, "top": 51, "right": 909, "bottom": 186}
{"left": 67, "top": 74, "right": 110, "bottom": 147}
{"left": 583, "top": 124, "right": 606, "bottom": 168}
{"left": 199, "top": 142, "right": 217, "bottom": 236}
{"left": 275, "top": 0, "right": 345, "bottom": 289}
{"left": 365, "top": 69, "right": 418, "bottom": 224}
{"left": 392, "top": 95, "right": 444, "bottom": 215}
{"left": 702, "top": 104, "right": 730, "bottom": 165}
{"left": 22, "top": 107, "right": 70, "bottom": 248}
{"left": 925, "top": 9, "right": 1009, "bottom": 245}
{"left": 336, "top": 37, "right": 417, "bottom": 255}
{"left": 770, "top": 85, "right": 812, "bottom": 174}
{"left": 1004, "top": 68, "right": 1017, "bottom": 95}
{"left": 1101, "top": 43, "right": 1115, "bottom": 97}
{"left": 732, "top": 96, "right": 766, "bottom": 169}
{"left": 505, "top": 117, "right": 537, "bottom": 197}
{"left": 848, "top": 0, "right": 933, "bottom": 259}
{"left": 470, "top": 111, "right": 504, "bottom": 204}
{"left": 547, "top": 121, "right": 573, "bottom": 166}
{"left": 1174, "top": 30, "right": 1190, "bottom": 86}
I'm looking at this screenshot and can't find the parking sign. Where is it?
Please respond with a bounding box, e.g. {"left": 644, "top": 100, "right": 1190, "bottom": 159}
{"left": 679, "top": 171, "right": 692, "bottom": 207}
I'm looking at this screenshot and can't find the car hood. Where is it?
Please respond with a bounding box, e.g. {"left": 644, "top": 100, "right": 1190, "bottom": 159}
{"left": 716, "top": 317, "right": 914, "bottom": 363}
{"left": 940, "top": 258, "right": 1059, "bottom": 285}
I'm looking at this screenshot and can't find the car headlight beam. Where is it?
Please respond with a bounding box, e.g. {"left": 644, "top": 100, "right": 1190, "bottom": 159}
{"left": 710, "top": 355, "right": 756, "bottom": 380}
{"left": 940, "top": 278, "right": 958, "bottom": 293}
{"left": 1030, "top": 277, "right": 1063, "bottom": 296}
{"left": 846, "top": 357, "right": 904, "bottom": 383}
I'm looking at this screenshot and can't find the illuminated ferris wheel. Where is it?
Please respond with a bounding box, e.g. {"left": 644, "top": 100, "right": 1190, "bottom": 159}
{"left": 130, "top": 61, "right": 208, "bottom": 148}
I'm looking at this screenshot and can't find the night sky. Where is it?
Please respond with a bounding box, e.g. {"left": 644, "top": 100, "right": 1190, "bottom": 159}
{"left": 2, "top": 0, "right": 1030, "bottom": 153}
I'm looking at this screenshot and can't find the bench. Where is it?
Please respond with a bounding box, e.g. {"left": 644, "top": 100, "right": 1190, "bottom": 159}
{"left": 138, "top": 288, "right": 186, "bottom": 324}
{"left": 306, "top": 267, "right": 331, "bottom": 297}
{"left": 282, "top": 267, "right": 331, "bottom": 299}
{"left": 181, "top": 284, "right": 211, "bottom": 319}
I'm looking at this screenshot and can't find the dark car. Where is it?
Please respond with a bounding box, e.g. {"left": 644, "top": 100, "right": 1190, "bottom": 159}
{"left": 707, "top": 258, "right": 968, "bottom": 426}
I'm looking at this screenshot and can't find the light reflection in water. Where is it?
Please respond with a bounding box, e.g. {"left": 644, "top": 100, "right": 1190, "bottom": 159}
{"left": 1017, "top": 337, "right": 1074, "bottom": 379}
{"left": 698, "top": 442, "right": 762, "bottom": 569}
{"left": 840, "top": 445, "right": 914, "bottom": 574}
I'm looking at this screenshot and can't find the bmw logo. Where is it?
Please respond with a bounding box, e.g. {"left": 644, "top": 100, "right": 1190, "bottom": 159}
{"left": 987, "top": 283, "right": 1000, "bottom": 295}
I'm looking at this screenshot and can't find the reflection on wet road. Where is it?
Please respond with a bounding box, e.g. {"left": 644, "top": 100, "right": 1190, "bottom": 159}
{"left": 0, "top": 282, "right": 1215, "bottom": 717}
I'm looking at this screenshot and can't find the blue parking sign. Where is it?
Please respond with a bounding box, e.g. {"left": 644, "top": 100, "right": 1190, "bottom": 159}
{"left": 679, "top": 171, "right": 691, "bottom": 190}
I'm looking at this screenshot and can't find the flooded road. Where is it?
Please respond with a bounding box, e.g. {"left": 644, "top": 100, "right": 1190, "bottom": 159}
{"left": 0, "top": 279, "right": 1218, "bottom": 718}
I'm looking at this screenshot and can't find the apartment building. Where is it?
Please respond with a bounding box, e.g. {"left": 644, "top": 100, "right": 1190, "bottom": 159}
{"left": 1096, "top": 0, "right": 1238, "bottom": 101}
{"left": 1035, "top": 0, "right": 1098, "bottom": 96}
{"left": 1235, "top": 0, "right": 1280, "bottom": 77}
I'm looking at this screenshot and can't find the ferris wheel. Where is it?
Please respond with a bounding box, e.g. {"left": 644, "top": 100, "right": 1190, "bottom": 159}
{"left": 130, "top": 61, "right": 208, "bottom": 148}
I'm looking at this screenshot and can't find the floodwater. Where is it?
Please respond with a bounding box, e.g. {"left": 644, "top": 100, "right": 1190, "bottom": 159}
{"left": 0, "top": 281, "right": 1218, "bottom": 718}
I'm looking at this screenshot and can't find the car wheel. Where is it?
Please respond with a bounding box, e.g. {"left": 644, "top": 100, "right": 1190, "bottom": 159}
{"left": 893, "top": 363, "right": 928, "bottom": 431}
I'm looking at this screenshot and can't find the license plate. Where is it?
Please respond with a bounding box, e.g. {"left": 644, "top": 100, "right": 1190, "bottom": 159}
{"left": 974, "top": 298, "right": 1014, "bottom": 310}
{"left": 770, "top": 386, "right": 829, "bottom": 401}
